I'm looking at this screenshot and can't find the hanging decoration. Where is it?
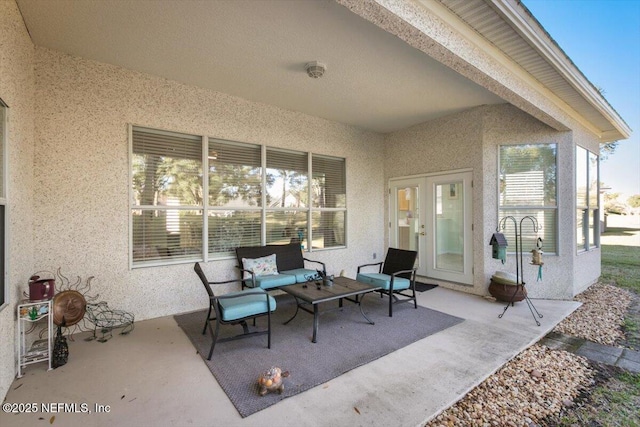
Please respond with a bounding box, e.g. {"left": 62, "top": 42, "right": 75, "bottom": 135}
{"left": 530, "top": 237, "right": 544, "bottom": 281}
{"left": 489, "top": 233, "right": 508, "bottom": 264}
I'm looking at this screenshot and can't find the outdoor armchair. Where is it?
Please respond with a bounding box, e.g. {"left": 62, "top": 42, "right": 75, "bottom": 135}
{"left": 356, "top": 248, "right": 418, "bottom": 317}
{"left": 194, "top": 262, "right": 276, "bottom": 360}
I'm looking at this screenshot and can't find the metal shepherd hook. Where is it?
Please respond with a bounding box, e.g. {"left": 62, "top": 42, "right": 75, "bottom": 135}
{"left": 496, "top": 215, "right": 544, "bottom": 326}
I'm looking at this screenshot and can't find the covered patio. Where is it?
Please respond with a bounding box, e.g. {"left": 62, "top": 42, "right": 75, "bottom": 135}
{"left": 1, "top": 288, "right": 580, "bottom": 426}
{"left": 0, "top": 0, "right": 630, "bottom": 420}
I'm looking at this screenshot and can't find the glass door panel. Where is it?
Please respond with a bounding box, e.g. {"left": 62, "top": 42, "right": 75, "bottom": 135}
{"left": 397, "top": 187, "right": 418, "bottom": 251}
{"left": 427, "top": 172, "right": 473, "bottom": 284}
{"left": 390, "top": 178, "right": 426, "bottom": 276}
{"left": 435, "top": 182, "right": 464, "bottom": 273}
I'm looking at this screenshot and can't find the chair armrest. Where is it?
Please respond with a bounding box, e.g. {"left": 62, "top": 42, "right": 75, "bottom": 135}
{"left": 390, "top": 268, "right": 417, "bottom": 280}
{"left": 235, "top": 267, "right": 257, "bottom": 288}
{"left": 357, "top": 262, "right": 383, "bottom": 273}
{"left": 208, "top": 278, "right": 245, "bottom": 287}
{"left": 303, "top": 258, "right": 326, "bottom": 275}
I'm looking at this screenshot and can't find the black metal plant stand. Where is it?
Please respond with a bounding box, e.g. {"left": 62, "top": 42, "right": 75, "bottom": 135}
{"left": 496, "top": 215, "right": 544, "bottom": 326}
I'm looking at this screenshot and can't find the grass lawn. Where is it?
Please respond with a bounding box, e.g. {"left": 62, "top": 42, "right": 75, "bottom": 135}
{"left": 600, "top": 244, "right": 640, "bottom": 294}
{"left": 554, "top": 367, "right": 640, "bottom": 426}
{"left": 552, "top": 226, "right": 640, "bottom": 426}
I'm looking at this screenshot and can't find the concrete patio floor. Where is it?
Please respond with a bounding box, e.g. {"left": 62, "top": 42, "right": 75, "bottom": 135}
{"left": 1, "top": 287, "right": 580, "bottom": 427}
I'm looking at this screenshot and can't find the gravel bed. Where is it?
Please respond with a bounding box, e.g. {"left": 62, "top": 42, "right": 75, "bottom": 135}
{"left": 425, "top": 282, "right": 632, "bottom": 426}
{"left": 552, "top": 283, "right": 633, "bottom": 346}
{"left": 425, "top": 345, "right": 593, "bottom": 427}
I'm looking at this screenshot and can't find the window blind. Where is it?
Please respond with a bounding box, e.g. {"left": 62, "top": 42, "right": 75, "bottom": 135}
{"left": 208, "top": 139, "right": 262, "bottom": 207}
{"left": 266, "top": 148, "right": 308, "bottom": 208}
{"left": 312, "top": 154, "right": 346, "bottom": 208}
{"left": 499, "top": 144, "right": 557, "bottom": 253}
{"left": 131, "top": 127, "right": 203, "bottom": 264}
{"left": 131, "top": 125, "right": 348, "bottom": 265}
{"left": 207, "top": 139, "right": 263, "bottom": 255}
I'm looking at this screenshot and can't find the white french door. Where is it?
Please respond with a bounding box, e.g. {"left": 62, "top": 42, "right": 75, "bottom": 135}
{"left": 390, "top": 171, "right": 473, "bottom": 284}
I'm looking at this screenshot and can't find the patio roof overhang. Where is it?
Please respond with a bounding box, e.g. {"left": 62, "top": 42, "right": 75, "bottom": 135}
{"left": 15, "top": 0, "right": 630, "bottom": 142}
{"left": 436, "top": 0, "right": 632, "bottom": 142}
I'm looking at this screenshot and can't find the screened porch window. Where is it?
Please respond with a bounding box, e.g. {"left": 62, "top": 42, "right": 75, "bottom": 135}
{"left": 498, "top": 144, "right": 557, "bottom": 253}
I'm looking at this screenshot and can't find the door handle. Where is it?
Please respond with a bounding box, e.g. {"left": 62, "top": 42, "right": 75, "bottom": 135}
{"left": 420, "top": 232, "right": 426, "bottom": 236}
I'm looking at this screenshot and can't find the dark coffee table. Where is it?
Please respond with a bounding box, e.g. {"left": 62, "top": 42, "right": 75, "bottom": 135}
{"left": 281, "top": 276, "right": 381, "bottom": 343}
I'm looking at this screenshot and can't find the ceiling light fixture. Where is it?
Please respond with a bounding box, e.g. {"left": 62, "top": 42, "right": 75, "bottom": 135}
{"left": 305, "top": 61, "right": 326, "bottom": 79}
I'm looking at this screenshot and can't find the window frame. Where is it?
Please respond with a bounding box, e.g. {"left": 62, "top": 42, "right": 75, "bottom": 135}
{"left": 497, "top": 143, "right": 558, "bottom": 255}
{"left": 576, "top": 145, "right": 600, "bottom": 253}
{"left": 0, "top": 98, "right": 8, "bottom": 311}
{"left": 129, "top": 125, "right": 347, "bottom": 268}
{"left": 129, "top": 125, "right": 204, "bottom": 268}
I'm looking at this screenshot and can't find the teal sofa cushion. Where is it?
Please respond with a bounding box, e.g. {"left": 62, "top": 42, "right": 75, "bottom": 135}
{"left": 280, "top": 268, "right": 319, "bottom": 282}
{"left": 356, "top": 273, "right": 411, "bottom": 291}
{"left": 219, "top": 288, "right": 276, "bottom": 321}
{"left": 252, "top": 274, "right": 297, "bottom": 290}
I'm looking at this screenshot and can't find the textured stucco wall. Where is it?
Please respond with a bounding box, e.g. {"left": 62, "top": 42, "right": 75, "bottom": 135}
{"left": 0, "top": 0, "right": 36, "bottom": 403}
{"left": 384, "top": 106, "right": 485, "bottom": 295}
{"left": 572, "top": 126, "right": 603, "bottom": 294}
{"left": 32, "top": 47, "right": 385, "bottom": 322}
{"left": 385, "top": 104, "right": 582, "bottom": 299}
{"left": 341, "top": 0, "right": 606, "bottom": 300}
{"left": 482, "top": 104, "right": 575, "bottom": 299}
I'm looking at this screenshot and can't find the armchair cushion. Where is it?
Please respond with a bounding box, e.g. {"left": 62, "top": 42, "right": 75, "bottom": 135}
{"left": 242, "top": 254, "right": 279, "bottom": 279}
{"left": 280, "top": 268, "right": 319, "bottom": 282}
{"left": 218, "top": 289, "right": 277, "bottom": 321}
{"left": 356, "top": 273, "right": 411, "bottom": 291}
{"left": 236, "top": 244, "right": 326, "bottom": 289}
{"left": 252, "top": 274, "right": 297, "bottom": 290}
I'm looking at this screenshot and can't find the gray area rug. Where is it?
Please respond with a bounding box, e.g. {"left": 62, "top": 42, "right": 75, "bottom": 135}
{"left": 174, "top": 293, "right": 463, "bottom": 418}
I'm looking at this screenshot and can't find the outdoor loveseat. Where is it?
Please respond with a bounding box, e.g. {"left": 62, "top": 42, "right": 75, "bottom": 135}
{"left": 235, "top": 243, "right": 326, "bottom": 290}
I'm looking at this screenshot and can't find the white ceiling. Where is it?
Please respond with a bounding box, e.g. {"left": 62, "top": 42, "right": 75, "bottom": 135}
{"left": 16, "top": 0, "right": 504, "bottom": 134}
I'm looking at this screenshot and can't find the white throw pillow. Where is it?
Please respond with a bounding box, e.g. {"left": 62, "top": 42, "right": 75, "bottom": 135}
{"left": 242, "top": 254, "right": 279, "bottom": 279}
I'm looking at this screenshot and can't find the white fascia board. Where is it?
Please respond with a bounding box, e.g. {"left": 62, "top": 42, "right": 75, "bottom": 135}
{"left": 489, "top": 0, "right": 632, "bottom": 140}
{"left": 414, "top": 0, "right": 585, "bottom": 133}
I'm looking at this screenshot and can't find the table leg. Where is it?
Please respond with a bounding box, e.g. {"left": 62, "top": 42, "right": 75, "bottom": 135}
{"left": 312, "top": 304, "right": 319, "bottom": 343}
{"left": 283, "top": 296, "right": 301, "bottom": 325}
{"left": 358, "top": 293, "right": 375, "bottom": 325}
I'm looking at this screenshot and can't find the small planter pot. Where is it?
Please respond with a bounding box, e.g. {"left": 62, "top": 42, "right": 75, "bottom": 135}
{"left": 489, "top": 280, "right": 526, "bottom": 302}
